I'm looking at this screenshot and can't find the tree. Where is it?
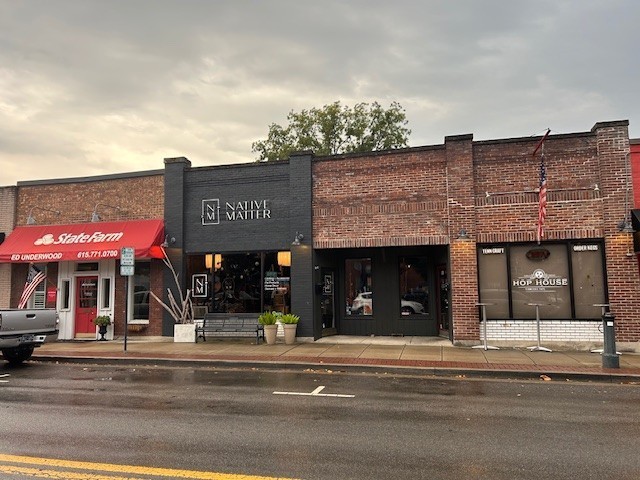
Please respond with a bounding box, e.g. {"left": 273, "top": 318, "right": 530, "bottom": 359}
{"left": 252, "top": 101, "right": 411, "bottom": 161}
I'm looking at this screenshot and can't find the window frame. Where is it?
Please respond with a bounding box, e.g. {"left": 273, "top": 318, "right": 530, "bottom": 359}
{"left": 345, "top": 258, "right": 373, "bottom": 316}
{"left": 477, "top": 241, "right": 607, "bottom": 321}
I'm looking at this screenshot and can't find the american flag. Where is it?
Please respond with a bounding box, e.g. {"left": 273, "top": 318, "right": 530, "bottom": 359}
{"left": 534, "top": 129, "right": 551, "bottom": 244}
{"left": 537, "top": 156, "right": 547, "bottom": 244}
{"left": 17, "top": 264, "right": 46, "bottom": 309}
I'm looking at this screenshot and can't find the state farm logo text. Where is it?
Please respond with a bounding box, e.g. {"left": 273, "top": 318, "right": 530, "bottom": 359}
{"left": 33, "top": 231, "right": 124, "bottom": 246}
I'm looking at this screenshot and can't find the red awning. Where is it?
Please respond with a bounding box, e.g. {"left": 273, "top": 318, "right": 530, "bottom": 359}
{"left": 0, "top": 219, "right": 165, "bottom": 263}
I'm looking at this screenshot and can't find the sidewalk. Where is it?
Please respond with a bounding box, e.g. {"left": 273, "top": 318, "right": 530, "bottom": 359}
{"left": 32, "top": 336, "right": 640, "bottom": 382}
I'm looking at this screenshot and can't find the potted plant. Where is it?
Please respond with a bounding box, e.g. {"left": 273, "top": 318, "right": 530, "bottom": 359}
{"left": 258, "top": 311, "right": 278, "bottom": 345}
{"left": 280, "top": 313, "right": 300, "bottom": 345}
{"left": 93, "top": 315, "right": 111, "bottom": 341}
{"left": 150, "top": 247, "right": 196, "bottom": 342}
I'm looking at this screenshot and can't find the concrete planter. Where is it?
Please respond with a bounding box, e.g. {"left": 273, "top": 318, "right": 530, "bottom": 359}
{"left": 283, "top": 324, "right": 298, "bottom": 345}
{"left": 263, "top": 324, "right": 278, "bottom": 345}
{"left": 174, "top": 323, "right": 196, "bottom": 343}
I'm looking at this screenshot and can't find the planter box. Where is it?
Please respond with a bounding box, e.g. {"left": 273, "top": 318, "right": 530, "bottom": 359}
{"left": 174, "top": 323, "right": 196, "bottom": 343}
{"left": 283, "top": 324, "right": 297, "bottom": 345}
{"left": 263, "top": 324, "right": 278, "bottom": 345}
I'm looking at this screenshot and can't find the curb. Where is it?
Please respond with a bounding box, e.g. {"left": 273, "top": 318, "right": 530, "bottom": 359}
{"left": 31, "top": 353, "right": 640, "bottom": 384}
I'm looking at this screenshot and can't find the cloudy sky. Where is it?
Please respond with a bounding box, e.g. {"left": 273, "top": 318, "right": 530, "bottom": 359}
{"left": 1, "top": 0, "right": 638, "bottom": 186}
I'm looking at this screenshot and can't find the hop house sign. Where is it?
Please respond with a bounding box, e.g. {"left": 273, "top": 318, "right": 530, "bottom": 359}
{"left": 513, "top": 268, "right": 568, "bottom": 292}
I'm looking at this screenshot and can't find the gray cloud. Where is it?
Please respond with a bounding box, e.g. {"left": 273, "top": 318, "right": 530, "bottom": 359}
{"left": 0, "top": 0, "right": 638, "bottom": 185}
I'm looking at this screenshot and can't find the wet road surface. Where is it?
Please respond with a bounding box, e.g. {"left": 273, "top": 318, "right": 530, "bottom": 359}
{"left": 1, "top": 360, "right": 639, "bottom": 479}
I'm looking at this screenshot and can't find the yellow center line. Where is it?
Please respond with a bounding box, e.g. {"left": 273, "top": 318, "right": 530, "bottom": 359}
{"left": 0, "top": 464, "right": 148, "bottom": 479}
{"left": 0, "top": 454, "right": 297, "bottom": 480}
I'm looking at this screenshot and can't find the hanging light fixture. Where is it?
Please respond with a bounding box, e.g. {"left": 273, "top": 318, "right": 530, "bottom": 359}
{"left": 291, "top": 232, "right": 304, "bottom": 246}
{"left": 277, "top": 251, "right": 291, "bottom": 267}
{"left": 214, "top": 254, "right": 223, "bottom": 269}
{"left": 25, "top": 206, "right": 60, "bottom": 225}
{"left": 205, "top": 254, "right": 213, "bottom": 269}
{"left": 91, "top": 203, "right": 121, "bottom": 222}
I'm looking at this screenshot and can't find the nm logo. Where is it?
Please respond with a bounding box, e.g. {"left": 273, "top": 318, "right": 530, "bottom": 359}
{"left": 202, "top": 199, "right": 220, "bottom": 225}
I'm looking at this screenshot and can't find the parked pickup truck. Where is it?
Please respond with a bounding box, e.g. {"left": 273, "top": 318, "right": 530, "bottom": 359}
{"left": 0, "top": 309, "right": 59, "bottom": 365}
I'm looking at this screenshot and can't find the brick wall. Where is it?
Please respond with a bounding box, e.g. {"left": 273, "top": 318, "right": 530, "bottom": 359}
{"left": 474, "top": 133, "right": 603, "bottom": 243}
{"left": 313, "top": 147, "right": 449, "bottom": 248}
{"left": 10, "top": 172, "right": 165, "bottom": 335}
{"left": 313, "top": 121, "right": 640, "bottom": 344}
{"left": 16, "top": 173, "right": 164, "bottom": 226}
{"left": 0, "top": 186, "right": 16, "bottom": 308}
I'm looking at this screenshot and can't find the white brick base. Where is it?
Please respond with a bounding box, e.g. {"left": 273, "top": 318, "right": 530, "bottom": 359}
{"left": 484, "top": 320, "right": 602, "bottom": 343}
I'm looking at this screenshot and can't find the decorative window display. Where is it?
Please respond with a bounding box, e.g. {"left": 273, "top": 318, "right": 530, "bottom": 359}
{"left": 191, "top": 252, "right": 290, "bottom": 314}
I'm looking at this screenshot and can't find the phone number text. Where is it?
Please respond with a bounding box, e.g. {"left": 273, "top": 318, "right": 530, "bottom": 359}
{"left": 77, "top": 250, "right": 119, "bottom": 259}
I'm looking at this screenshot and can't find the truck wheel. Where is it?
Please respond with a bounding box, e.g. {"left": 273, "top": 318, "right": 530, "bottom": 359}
{"left": 2, "top": 346, "right": 35, "bottom": 365}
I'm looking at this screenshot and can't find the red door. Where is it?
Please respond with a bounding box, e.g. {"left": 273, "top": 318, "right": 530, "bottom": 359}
{"left": 75, "top": 276, "right": 98, "bottom": 336}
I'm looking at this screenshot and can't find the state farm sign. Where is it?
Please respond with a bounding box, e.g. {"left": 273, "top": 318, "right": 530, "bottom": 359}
{"left": 34, "top": 231, "right": 124, "bottom": 246}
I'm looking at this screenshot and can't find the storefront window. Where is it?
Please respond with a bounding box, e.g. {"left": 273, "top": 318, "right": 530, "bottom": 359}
{"left": 32, "top": 265, "right": 47, "bottom": 309}
{"left": 346, "top": 258, "right": 372, "bottom": 315}
{"left": 263, "top": 252, "right": 290, "bottom": 314}
{"left": 510, "top": 244, "right": 571, "bottom": 319}
{"left": 478, "top": 247, "right": 509, "bottom": 319}
{"left": 61, "top": 279, "right": 71, "bottom": 310}
{"left": 207, "top": 252, "right": 290, "bottom": 314}
{"left": 477, "top": 242, "right": 605, "bottom": 320}
{"left": 101, "top": 278, "right": 111, "bottom": 309}
{"left": 133, "top": 262, "right": 150, "bottom": 320}
{"left": 571, "top": 243, "right": 606, "bottom": 318}
{"left": 399, "top": 257, "right": 429, "bottom": 315}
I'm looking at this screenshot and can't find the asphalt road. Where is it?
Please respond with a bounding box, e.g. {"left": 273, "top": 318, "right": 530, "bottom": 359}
{"left": 1, "top": 360, "right": 639, "bottom": 479}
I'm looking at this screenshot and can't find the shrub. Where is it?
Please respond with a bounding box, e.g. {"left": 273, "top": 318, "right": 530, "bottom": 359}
{"left": 258, "top": 311, "right": 278, "bottom": 325}
{"left": 280, "top": 313, "right": 300, "bottom": 324}
{"left": 93, "top": 315, "right": 111, "bottom": 327}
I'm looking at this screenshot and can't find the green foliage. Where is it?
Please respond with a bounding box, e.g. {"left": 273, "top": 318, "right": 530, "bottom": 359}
{"left": 280, "top": 313, "right": 300, "bottom": 324}
{"left": 93, "top": 315, "right": 111, "bottom": 327}
{"left": 258, "top": 311, "right": 278, "bottom": 325}
{"left": 252, "top": 101, "right": 411, "bottom": 161}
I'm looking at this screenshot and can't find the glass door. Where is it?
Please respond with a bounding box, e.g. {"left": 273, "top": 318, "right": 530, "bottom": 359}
{"left": 321, "top": 269, "right": 335, "bottom": 331}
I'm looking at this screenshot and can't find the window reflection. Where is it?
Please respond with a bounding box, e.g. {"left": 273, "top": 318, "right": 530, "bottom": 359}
{"left": 399, "top": 257, "right": 428, "bottom": 315}
{"left": 477, "top": 242, "right": 606, "bottom": 320}
{"left": 346, "top": 258, "right": 372, "bottom": 315}
{"left": 133, "top": 262, "right": 150, "bottom": 320}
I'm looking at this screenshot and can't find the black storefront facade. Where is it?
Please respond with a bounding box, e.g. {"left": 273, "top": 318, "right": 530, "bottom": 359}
{"left": 162, "top": 154, "right": 315, "bottom": 338}
{"left": 313, "top": 246, "right": 449, "bottom": 338}
{"left": 162, "top": 154, "right": 449, "bottom": 341}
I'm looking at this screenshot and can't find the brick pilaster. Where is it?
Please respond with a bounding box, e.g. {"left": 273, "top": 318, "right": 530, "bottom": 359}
{"left": 594, "top": 121, "right": 640, "bottom": 341}
{"left": 445, "top": 134, "right": 480, "bottom": 342}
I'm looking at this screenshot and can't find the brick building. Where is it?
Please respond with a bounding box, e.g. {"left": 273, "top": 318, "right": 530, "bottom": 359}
{"left": 1, "top": 120, "right": 638, "bottom": 351}
{"left": 630, "top": 138, "right": 640, "bottom": 277}
{"left": 164, "top": 120, "right": 638, "bottom": 351}
{"left": 311, "top": 120, "right": 639, "bottom": 351}
{"left": 0, "top": 171, "right": 165, "bottom": 340}
{"left": 630, "top": 138, "right": 640, "bottom": 208}
{"left": 0, "top": 185, "right": 17, "bottom": 309}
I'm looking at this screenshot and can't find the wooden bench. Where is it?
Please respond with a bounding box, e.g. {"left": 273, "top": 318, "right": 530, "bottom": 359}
{"left": 196, "top": 315, "right": 264, "bottom": 344}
